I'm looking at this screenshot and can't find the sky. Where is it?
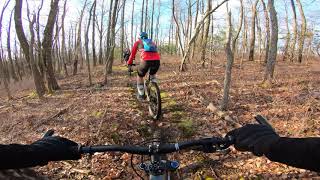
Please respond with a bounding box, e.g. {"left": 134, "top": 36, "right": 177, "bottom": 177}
{"left": 0, "top": 0, "right": 319, "bottom": 53}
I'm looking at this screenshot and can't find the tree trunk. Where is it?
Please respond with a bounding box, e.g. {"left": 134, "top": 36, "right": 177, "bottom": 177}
{"left": 140, "top": 0, "right": 144, "bottom": 32}
{"left": 7, "top": 9, "right": 19, "bottom": 81}
{"left": 144, "top": 0, "right": 148, "bottom": 32}
{"left": 98, "top": 0, "right": 106, "bottom": 65}
{"left": 261, "top": 0, "right": 270, "bottom": 64}
{"left": 240, "top": 13, "right": 248, "bottom": 64}
{"left": 92, "top": 0, "right": 97, "bottom": 66}
{"left": 172, "top": 0, "right": 185, "bottom": 57}
{"left": 150, "top": 0, "right": 155, "bottom": 39}
{"left": 264, "top": 0, "right": 278, "bottom": 83}
{"left": 221, "top": 0, "right": 243, "bottom": 110}
{"left": 248, "top": 0, "right": 259, "bottom": 61}
{"left": 0, "top": 60, "right": 12, "bottom": 99}
{"left": 14, "top": 37, "right": 23, "bottom": 80}
{"left": 191, "top": 0, "right": 199, "bottom": 59}
{"left": 105, "top": 0, "right": 119, "bottom": 80}
{"left": 85, "top": 1, "right": 95, "bottom": 86}
{"left": 289, "top": 0, "right": 297, "bottom": 62}
{"left": 200, "top": 0, "right": 212, "bottom": 68}
{"left": 104, "top": 0, "right": 114, "bottom": 65}
{"left": 15, "top": 0, "right": 46, "bottom": 97}
{"left": 131, "top": 0, "right": 135, "bottom": 46}
{"left": 42, "top": 0, "right": 60, "bottom": 92}
{"left": 256, "top": 10, "right": 262, "bottom": 62}
{"left": 61, "top": 0, "right": 68, "bottom": 76}
{"left": 120, "top": 0, "right": 126, "bottom": 62}
{"left": 36, "top": 0, "right": 45, "bottom": 78}
{"left": 221, "top": 10, "right": 234, "bottom": 111}
{"left": 74, "top": 0, "right": 88, "bottom": 75}
{"left": 282, "top": 3, "right": 290, "bottom": 61}
{"left": 296, "top": 0, "right": 306, "bottom": 63}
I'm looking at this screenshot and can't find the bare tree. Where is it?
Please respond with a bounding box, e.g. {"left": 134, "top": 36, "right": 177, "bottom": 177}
{"left": 256, "top": 9, "right": 262, "bottom": 61}
{"left": 172, "top": 0, "right": 185, "bottom": 57}
{"left": 140, "top": 0, "right": 145, "bottom": 32}
{"left": 105, "top": 0, "right": 119, "bottom": 81}
{"left": 36, "top": 0, "right": 44, "bottom": 77}
{"left": 7, "top": 9, "right": 19, "bottom": 81}
{"left": 131, "top": 0, "right": 136, "bottom": 46}
{"left": 15, "top": 0, "right": 46, "bottom": 97}
{"left": 97, "top": 0, "right": 106, "bottom": 64}
{"left": 0, "top": 0, "right": 12, "bottom": 98}
{"left": 150, "top": 0, "right": 155, "bottom": 39}
{"left": 296, "top": 0, "right": 306, "bottom": 63}
{"left": 282, "top": 1, "right": 290, "bottom": 61}
{"left": 92, "top": 0, "right": 97, "bottom": 66}
{"left": 191, "top": 0, "right": 199, "bottom": 59}
{"left": 42, "top": 0, "right": 60, "bottom": 92}
{"left": 144, "top": 0, "right": 148, "bottom": 32}
{"left": 104, "top": 0, "right": 114, "bottom": 65}
{"left": 264, "top": 0, "right": 278, "bottom": 83}
{"left": 261, "top": 0, "right": 269, "bottom": 63}
{"left": 248, "top": 0, "right": 259, "bottom": 61}
{"left": 61, "top": 0, "right": 68, "bottom": 76}
{"left": 74, "top": 0, "right": 88, "bottom": 75}
{"left": 85, "top": 1, "right": 95, "bottom": 86}
{"left": 289, "top": 0, "right": 297, "bottom": 62}
{"left": 179, "top": 0, "right": 229, "bottom": 71}
{"left": 120, "top": 0, "right": 126, "bottom": 61}
{"left": 200, "top": 0, "right": 212, "bottom": 67}
{"left": 221, "top": 0, "right": 243, "bottom": 110}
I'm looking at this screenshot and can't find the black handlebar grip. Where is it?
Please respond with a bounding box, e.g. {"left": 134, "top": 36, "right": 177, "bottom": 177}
{"left": 254, "top": 115, "right": 274, "bottom": 130}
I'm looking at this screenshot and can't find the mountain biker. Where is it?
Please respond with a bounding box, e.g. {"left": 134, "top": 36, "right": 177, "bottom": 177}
{"left": 127, "top": 32, "right": 160, "bottom": 100}
{"left": 0, "top": 131, "right": 80, "bottom": 169}
{"left": 227, "top": 124, "right": 320, "bottom": 172}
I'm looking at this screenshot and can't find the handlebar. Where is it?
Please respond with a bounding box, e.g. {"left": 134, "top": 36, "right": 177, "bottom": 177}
{"left": 79, "top": 116, "right": 272, "bottom": 155}
{"left": 79, "top": 136, "right": 233, "bottom": 155}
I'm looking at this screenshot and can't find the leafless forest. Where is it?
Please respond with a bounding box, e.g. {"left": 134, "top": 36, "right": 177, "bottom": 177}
{"left": 0, "top": 0, "right": 319, "bottom": 179}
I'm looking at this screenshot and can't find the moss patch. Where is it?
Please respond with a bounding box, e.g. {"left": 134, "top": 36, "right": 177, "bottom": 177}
{"left": 178, "top": 118, "right": 197, "bottom": 137}
{"left": 113, "top": 65, "right": 128, "bottom": 71}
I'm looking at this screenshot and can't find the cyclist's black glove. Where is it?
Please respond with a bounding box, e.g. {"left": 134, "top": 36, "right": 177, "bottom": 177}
{"left": 0, "top": 130, "right": 81, "bottom": 169}
{"left": 30, "top": 134, "right": 81, "bottom": 162}
{"left": 128, "top": 65, "right": 133, "bottom": 72}
{"left": 227, "top": 124, "right": 280, "bottom": 156}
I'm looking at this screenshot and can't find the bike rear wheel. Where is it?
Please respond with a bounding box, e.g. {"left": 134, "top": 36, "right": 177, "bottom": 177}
{"left": 146, "top": 82, "right": 161, "bottom": 120}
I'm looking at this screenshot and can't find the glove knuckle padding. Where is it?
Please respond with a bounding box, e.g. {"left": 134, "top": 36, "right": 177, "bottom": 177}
{"left": 231, "top": 124, "right": 279, "bottom": 156}
{"left": 31, "top": 136, "right": 80, "bottom": 162}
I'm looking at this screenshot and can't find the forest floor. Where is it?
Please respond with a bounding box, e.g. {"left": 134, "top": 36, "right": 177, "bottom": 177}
{"left": 0, "top": 55, "right": 320, "bottom": 179}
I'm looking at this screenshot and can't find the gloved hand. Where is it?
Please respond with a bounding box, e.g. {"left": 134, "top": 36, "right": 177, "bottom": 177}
{"left": 128, "top": 65, "right": 133, "bottom": 72}
{"left": 30, "top": 130, "right": 81, "bottom": 162}
{"left": 226, "top": 124, "right": 280, "bottom": 156}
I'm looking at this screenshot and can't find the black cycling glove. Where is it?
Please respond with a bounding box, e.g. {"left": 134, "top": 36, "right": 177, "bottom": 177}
{"left": 227, "top": 124, "right": 280, "bottom": 156}
{"left": 128, "top": 65, "right": 133, "bottom": 72}
{"left": 30, "top": 135, "right": 81, "bottom": 162}
{"left": 0, "top": 130, "right": 81, "bottom": 169}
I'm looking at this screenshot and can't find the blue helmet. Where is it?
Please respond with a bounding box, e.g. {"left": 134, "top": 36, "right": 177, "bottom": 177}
{"left": 139, "top": 32, "right": 148, "bottom": 39}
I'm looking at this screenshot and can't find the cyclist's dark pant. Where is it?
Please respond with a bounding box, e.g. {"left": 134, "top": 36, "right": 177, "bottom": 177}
{"left": 137, "top": 60, "right": 160, "bottom": 77}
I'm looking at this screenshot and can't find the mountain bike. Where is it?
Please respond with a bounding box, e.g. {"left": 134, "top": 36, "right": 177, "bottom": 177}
{"left": 128, "top": 64, "right": 162, "bottom": 120}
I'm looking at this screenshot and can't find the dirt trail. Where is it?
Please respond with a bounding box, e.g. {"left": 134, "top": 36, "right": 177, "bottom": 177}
{"left": 0, "top": 56, "right": 319, "bottom": 179}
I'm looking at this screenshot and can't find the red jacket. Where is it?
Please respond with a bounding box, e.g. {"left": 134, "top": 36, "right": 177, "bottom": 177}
{"left": 127, "top": 39, "right": 160, "bottom": 65}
